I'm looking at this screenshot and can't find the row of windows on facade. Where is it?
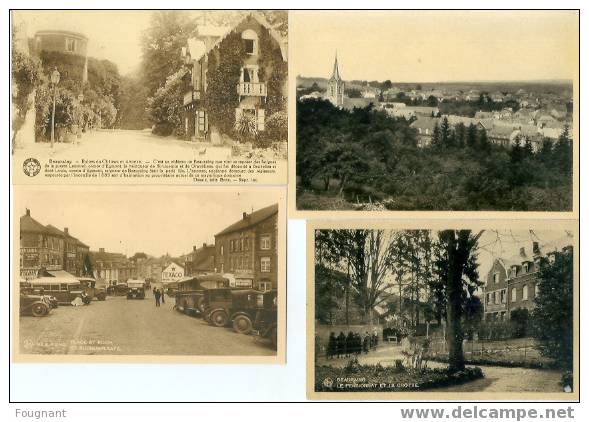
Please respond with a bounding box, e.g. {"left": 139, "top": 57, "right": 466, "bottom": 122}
{"left": 221, "top": 256, "right": 271, "bottom": 273}
{"left": 34, "top": 36, "right": 78, "bottom": 53}
{"left": 491, "top": 262, "right": 540, "bottom": 283}
{"left": 26, "top": 235, "right": 80, "bottom": 252}
{"left": 486, "top": 283, "right": 539, "bottom": 305}
{"left": 220, "top": 234, "right": 272, "bottom": 255}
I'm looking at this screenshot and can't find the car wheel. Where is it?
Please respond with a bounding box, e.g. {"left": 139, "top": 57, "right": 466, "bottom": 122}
{"left": 232, "top": 315, "right": 253, "bottom": 334}
{"left": 98, "top": 294, "right": 106, "bottom": 301}
{"left": 210, "top": 310, "right": 228, "bottom": 327}
{"left": 31, "top": 303, "right": 48, "bottom": 317}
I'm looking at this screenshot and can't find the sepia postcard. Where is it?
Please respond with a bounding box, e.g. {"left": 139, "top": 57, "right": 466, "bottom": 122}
{"left": 306, "top": 219, "right": 579, "bottom": 400}
{"left": 13, "top": 185, "right": 286, "bottom": 363}
{"left": 11, "top": 10, "right": 288, "bottom": 185}
{"left": 289, "top": 10, "right": 579, "bottom": 218}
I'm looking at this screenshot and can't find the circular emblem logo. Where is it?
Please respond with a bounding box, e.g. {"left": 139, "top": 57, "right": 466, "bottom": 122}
{"left": 23, "top": 158, "right": 41, "bottom": 177}
{"left": 322, "top": 377, "right": 334, "bottom": 389}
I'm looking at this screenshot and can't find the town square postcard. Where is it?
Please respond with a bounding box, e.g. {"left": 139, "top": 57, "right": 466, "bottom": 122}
{"left": 306, "top": 219, "right": 579, "bottom": 400}
{"left": 11, "top": 10, "right": 288, "bottom": 185}
{"left": 289, "top": 11, "right": 579, "bottom": 217}
{"left": 13, "top": 185, "right": 286, "bottom": 364}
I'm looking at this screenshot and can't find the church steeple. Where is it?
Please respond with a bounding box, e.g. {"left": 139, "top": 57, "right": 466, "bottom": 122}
{"left": 331, "top": 52, "right": 341, "bottom": 81}
{"left": 326, "top": 51, "right": 345, "bottom": 107}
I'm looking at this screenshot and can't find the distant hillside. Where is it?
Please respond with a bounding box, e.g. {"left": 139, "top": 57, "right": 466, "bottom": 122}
{"left": 296, "top": 76, "right": 573, "bottom": 97}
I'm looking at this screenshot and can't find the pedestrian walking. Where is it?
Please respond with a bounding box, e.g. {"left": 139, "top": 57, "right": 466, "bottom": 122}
{"left": 154, "top": 289, "right": 161, "bottom": 307}
{"left": 160, "top": 288, "right": 165, "bottom": 304}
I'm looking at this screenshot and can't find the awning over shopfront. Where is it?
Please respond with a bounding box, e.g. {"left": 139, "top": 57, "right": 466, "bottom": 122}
{"left": 40, "top": 269, "right": 78, "bottom": 279}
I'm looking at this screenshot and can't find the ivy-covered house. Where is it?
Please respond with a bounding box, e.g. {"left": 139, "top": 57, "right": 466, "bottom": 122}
{"left": 180, "top": 12, "right": 287, "bottom": 143}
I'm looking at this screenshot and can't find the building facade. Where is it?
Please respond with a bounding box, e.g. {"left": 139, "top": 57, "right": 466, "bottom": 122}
{"left": 20, "top": 210, "right": 63, "bottom": 280}
{"left": 19, "top": 209, "right": 91, "bottom": 280}
{"left": 483, "top": 241, "right": 572, "bottom": 321}
{"left": 32, "top": 30, "right": 89, "bottom": 83}
{"left": 90, "top": 248, "right": 132, "bottom": 285}
{"left": 181, "top": 13, "right": 287, "bottom": 142}
{"left": 184, "top": 243, "right": 216, "bottom": 276}
{"left": 214, "top": 204, "right": 278, "bottom": 291}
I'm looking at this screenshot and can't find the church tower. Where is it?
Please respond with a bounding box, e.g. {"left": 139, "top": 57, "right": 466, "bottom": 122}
{"left": 326, "top": 53, "right": 344, "bottom": 107}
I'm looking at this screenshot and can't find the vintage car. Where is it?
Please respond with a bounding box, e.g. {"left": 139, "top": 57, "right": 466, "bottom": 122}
{"left": 175, "top": 274, "right": 230, "bottom": 316}
{"left": 20, "top": 292, "right": 53, "bottom": 317}
{"left": 253, "top": 290, "right": 278, "bottom": 349}
{"left": 126, "top": 279, "right": 146, "bottom": 299}
{"left": 202, "top": 288, "right": 263, "bottom": 334}
{"left": 165, "top": 282, "right": 179, "bottom": 298}
{"left": 28, "top": 277, "right": 91, "bottom": 305}
{"left": 107, "top": 282, "right": 128, "bottom": 296}
{"left": 78, "top": 277, "right": 107, "bottom": 301}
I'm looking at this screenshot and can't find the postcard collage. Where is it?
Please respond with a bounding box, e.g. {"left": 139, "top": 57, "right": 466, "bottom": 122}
{"left": 10, "top": 10, "right": 579, "bottom": 400}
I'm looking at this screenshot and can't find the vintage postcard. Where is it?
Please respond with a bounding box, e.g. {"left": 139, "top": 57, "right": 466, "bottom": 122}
{"left": 306, "top": 219, "right": 578, "bottom": 400}
{"left": 289, "top": 11, "right": 579, "bottom": 218}
{"left": 11, "top": 10, "right": 288, "bottom": 185}
{"left": 13, "top": 185, "right": 286, "bottom": 363}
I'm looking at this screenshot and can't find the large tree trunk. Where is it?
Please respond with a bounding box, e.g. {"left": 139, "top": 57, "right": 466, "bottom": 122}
{"left": 443, "top": 230, "right": 467, "bottom": 373}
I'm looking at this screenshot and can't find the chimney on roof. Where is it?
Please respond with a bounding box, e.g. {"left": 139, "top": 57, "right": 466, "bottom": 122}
{"left": 193, "top": 245, "right": 197, "bottom": 252}
{"left": 242, "top": 212, "right": 248, "bottom": 220}
{"left": 519, "top": 247, "right": 526, "bottom": 258}
{"left": 203, "top": 242, "right": 207, "bottom": 248}
{"left": 99, "top": 247, "right": 105, "bottom": 253}
{"left": 64, "top": 227, "right": 69, "bottom": 235}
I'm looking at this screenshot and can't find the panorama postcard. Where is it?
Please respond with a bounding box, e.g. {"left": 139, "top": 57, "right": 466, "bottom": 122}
{"left": 291, "top": 11, "right": 578, "bottom": 215}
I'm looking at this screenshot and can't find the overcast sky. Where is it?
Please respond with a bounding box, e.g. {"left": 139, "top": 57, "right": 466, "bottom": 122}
{"left": 18, "top": 189, "right": 282, "bottom": 257}
{"left": 293, "top": 10, "right": 578, "bottom": 82}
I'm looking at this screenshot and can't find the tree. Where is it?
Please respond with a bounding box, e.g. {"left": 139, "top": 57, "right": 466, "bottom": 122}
{"left": 466, "top": 123, "right": 478, "bottom": 148}
{"left": 509, "top": 308, "right": 529, "bottom": 338}
{"left": 11, "top": 49, "right": 42, "bottom": 149}
{"left": 431, "top": 122, "right": 441, "bottom": 147}
{"left": 437, "top": 229, "right": 483, "bottom": 373}
{"left": 140, "top": 11, "right": 197, "bottom": 98}
{"left": 439, "top": 117, "right": 451, "bottom": 148}
{"left": 146, "top": 68, "right": 187, "bottom": 136}
{"left": 553, "top": 125, "right": 573, "bottom": 176}
{"left": 533, "top": 250, "right": 573, "bottom": 371}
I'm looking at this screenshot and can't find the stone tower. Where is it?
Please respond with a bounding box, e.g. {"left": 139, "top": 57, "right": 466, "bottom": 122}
{"left": 326, "top": 53, "right": 344, "bottom": 107}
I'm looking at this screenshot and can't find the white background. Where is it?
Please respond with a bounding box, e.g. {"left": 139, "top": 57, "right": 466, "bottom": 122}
{"left": 2, "top": 0, "right": 587, "bottom": 419}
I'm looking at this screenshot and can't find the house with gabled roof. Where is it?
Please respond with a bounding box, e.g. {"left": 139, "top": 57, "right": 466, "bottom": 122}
{"left": 180, "top": 12, "right": 287, "bottom": 143}
{"left": 483, "top": 238, "right": 573, "bottom": 322}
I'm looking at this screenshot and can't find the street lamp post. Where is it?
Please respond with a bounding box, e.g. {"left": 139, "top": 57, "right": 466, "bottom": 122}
{"left": 50, "top": 68, "right": 60, "bottom": 148}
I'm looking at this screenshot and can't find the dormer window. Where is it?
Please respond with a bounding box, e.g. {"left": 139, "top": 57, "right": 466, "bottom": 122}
{"left": 241, "top": 29, "right": 258, "bottom": 55}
